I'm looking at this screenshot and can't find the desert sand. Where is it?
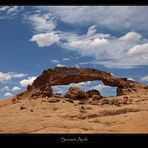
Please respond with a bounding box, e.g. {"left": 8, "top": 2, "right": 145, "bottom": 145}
{"left": 0, "top": 92, "right": 148, "bottom": 133}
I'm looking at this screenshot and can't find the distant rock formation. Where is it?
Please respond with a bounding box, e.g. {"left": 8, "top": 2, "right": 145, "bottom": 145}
{"left": 16, "top": 66, "right": 148, "bottom": 99}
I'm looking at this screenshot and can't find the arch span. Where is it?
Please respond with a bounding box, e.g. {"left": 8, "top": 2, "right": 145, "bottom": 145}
{"left": 29, "top": 67, "right": 147, "bottom": 96}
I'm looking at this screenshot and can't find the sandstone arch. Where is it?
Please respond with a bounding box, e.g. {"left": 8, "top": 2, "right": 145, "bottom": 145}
{"left": 28, "top": 67, "right": 147, "bottom": 96}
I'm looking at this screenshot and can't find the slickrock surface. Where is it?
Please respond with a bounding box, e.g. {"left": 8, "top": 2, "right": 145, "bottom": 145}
{"left": 0, "top": 93, "right": 148, "bottom": 133}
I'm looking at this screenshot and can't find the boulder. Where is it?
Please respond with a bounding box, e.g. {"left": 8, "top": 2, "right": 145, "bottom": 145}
{"left": 92, "top": 94, "right": 102, "bottom": 100}
{"left": 42, "top": 85, "right": 53, "bottom": 97}
{"left": 108, "top": 98, "right": 120, "bottom": 106}
{"left": 53, "top": 93, "right": 63, "bottom": 98}
{"left": 31, "top": 90, "right": 41, "bottom": 98}
{"left": 116, "top": 87, "right": 139, "bottom": 96}
{"left": 91, "top": 100, "right": 100, "bottom": 105}
{"left": 65, "top": 98, "right": 74, "bottom": 103}
{"left": 100, "top": 99, "right": 109, "bottom": 105}
{"left": 11, "top": 98, "right": 19, "bottom": 104}
{"left": 47, "top": 98, "right": 60, "bottom": 103}
{"left": 87, "top": 89, "right": 102, "bottom": 98}
{"left": 64, "top": 87, "right": 88, "bottom": 100}
{"left": 116, "top": 87, "right": 132, "bottom": 96}
{"left": 120, "top": 96, "right": 133, "bottom": 104}
{"left": 27, "top": 85, "right": 31, "bottom": 91}
{"left": 20, "top": 106, "right": 26, "bottom": 110}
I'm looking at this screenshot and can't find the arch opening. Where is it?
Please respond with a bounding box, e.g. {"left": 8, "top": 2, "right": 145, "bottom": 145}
{"left": 52, "top": 80, "right": 117, "bottom": 97}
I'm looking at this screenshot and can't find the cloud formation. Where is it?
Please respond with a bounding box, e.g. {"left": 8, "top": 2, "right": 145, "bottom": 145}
{"left": 4, "top": 92, "right": 13, "bottom": 97}
{"left": 61, "top": 27, "right": 148, "bottom": 68}
{"left": 37, "top": 6, "right": 148, "bottom": 32}
{"left": 141, "top": 76, "right": 148, "bottom": 82}
{"left": 0, "top": 86, "right": 10, "bottom": 92}
{"left": 56, "top": 64, "right": 67, "bottom": 67}
{"left": 51, "top": 59, "right": 59, "bottom": 63}
{"left": 119, "top": 32, "right": 142, "bottom": 41}
{"left": 12, "top": 86, "right": 21, "bottom": 91}
{"left": 29, "top": 23, "right": 148, "bottom": 68}
{"left": 28, "top": 13, "right": 55, "bottom": 33}
{"left": 127, "top": 43, "right": 148, "bottom": 55}
{"left": 92, "top": 85, "right": 109, "bottom": 91}
{"left": 20, "top": 76, "right": 37, "bottom": 87}
{"left": 0, "top": 6, "right": 23, "bottom": 18}
{"left": 30, "top": 32, "right": 60, "bottom": 47}
{"left": 0, "top": 72, "right": 27, "bottom": 82}
{"left": 28, "top": 6, "right": 148, "bottom": 69}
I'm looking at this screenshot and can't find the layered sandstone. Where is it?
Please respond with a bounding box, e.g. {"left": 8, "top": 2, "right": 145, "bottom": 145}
{"left": 16, "top": 67, "right": 148, "bottom": 99}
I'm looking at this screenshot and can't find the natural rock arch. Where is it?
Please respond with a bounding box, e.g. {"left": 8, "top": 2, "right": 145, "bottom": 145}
{"left": 27, "top": 67, "right": 147, "bottom": 96}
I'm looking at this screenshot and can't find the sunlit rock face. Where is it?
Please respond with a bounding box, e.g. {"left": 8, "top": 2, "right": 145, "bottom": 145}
{"left": 17, "top": 67, "right": 148, "bottom": 99}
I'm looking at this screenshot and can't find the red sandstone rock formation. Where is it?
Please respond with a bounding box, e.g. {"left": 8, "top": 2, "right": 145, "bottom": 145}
{"left": 17, "top": 67, "right": 148, "bottom": 99}
{"left": 86, "top": 89, "right": 102, "bottom": 98}
{"left": 31, "top": 67, "right": 128, "bottom": 89}
{"left": 64, "top": 87, "right": 88, "bottom": 100}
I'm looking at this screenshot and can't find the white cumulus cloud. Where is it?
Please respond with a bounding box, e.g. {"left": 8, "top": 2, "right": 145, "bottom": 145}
{"left": 93, "top": 84, "right": 109, "bottom": 91}
{"left": 6, "top": 6, "right": 19, "bottom": 14}
{"left": 28, "top": 13, "right": 55, "bottom": 33}
{"left": 12, "top": 86, "right": 21, "bottom": 91}
{"left": 62, "top": 27, "right": 148, "bottom": 69}
{"left": 36, "top": 6, "right": 148, "bottom": 32}
{"left": 91, "top": 38, "right": 109, "bottom": 46}
{"left": 27, "top": 7, "right": 148, "bottom": 69}
{"left": 4, "top": 92, "right": 13, "bottom": 97}
{"left": 0, "top": 86, "right": 10, "bottom": 92}
{"left": 20, "top": 76, "right": 37, "bottom": 87}
{"left": 141, "top": 76, "right": 148, "bottom": 82}
{"left": 87, "top": 25, "right": 97, "bottom": 36}
{"left": 61, "top": 27, "right": 110, "bottom": 57}
{"left": 30, "top": 32, "right": 60, "bottom": 47}
{"left": 0, "top": 6, "right": 23, "bottom": 18}
{"left": 119, "top": 32, "right": 142, "bottom": 41}
{"left": 127, "top": 43, "right": 148, "bottom": 55}
{"left": 0, "top": 72, "right": 27, "bottom": 82}
{"left": 0, "top": 72, "right": 11, "bottom": 81}
{"left": 68, "top": 81, "right": 91, "bottom": 88}
{"left": 51, "top": 59, "right": 59, "bottom": 63}
{"left": 56, "top": 64, "right": 67, "bottom": 67}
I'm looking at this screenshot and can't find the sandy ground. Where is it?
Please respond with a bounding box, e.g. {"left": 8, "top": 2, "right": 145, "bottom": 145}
{"left": 0, "top": 93, "right": 148, "bottom": 133}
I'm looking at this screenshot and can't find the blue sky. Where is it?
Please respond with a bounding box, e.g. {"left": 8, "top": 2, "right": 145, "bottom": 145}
{"left": 0, "top": 6, "right": 148, "bottom": 99}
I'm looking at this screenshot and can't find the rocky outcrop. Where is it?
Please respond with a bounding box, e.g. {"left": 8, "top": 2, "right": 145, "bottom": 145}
{"left": 86, "top": 89, "right": 102, "bottom": 98}
{"left": 29, "top": 67, "right": 147, "bottom": 96}
{"left": 17, "top": 67, "right": 148, "bottom": 99}
{"left": 116, "top": 87, "right": 137, "bottom": 96}
{"left": 92, "top": 94, "right": 102, "bottom": 100}
{"left": 64, "top": 87, "right": 88, "bottom": 100}
{"left": 31, "top": 84, "right": 53, "bottom": 98}
{"left": 31, "top": 67, "right": 128, "bottom": 89}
